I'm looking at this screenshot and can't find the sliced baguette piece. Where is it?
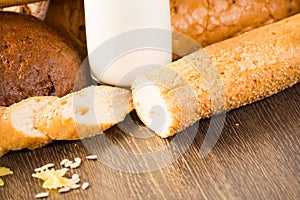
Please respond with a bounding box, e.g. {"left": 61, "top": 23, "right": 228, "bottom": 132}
{"left": 132, "top": 14, "right": 300, "bottom": 138}
{"left": 35, "top": 85, "right": 133, "bottom": 140}
{"left": 0, "top": 145, "right": 9, "bottom": 158}
{"left": 0, "top": 106, "right": 6, "bottom": 112}
{"left": 0, "top": 96, "right": 57, "bottom": 150}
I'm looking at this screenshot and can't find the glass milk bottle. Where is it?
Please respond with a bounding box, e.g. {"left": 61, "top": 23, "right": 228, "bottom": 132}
{"left": 84, "top": 0, "right": 172, "bottom": 87}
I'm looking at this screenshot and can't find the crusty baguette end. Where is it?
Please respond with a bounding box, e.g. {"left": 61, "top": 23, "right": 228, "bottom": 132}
{"left": 132, "top": 66, "right": 200, "bottom": 138}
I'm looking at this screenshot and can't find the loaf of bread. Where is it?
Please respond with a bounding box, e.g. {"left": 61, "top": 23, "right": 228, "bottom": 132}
{"left": 132, "top": 14, "right": 300, "bottom": 138}
{"left": 171, "top": 0, "right": 300, "bottom": 48}
{"left": 0, "top": 96, "right": 57, "bottom": 150}
{"left": 35, "top": 86, "right": 133, "bottom": 140}
{"left": 44, "top": 0, "right": 300, "bottom": 58}
{"left": 0, "top": 11, "right": 87, "bottom": 107}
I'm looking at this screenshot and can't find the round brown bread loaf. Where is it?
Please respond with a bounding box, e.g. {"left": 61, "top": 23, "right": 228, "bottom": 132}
{"left": 0, "top": 11, "right": 83, "bottom": 106}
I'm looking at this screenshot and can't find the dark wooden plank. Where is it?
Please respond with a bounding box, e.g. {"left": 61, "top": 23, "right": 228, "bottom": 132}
{"left": 0, "top": 83, "right": 299, "bottom": 200}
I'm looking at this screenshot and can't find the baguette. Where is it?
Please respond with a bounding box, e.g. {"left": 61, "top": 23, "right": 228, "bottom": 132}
{"left": 0, "top": 106, "right": 5, "bottom": 112}
{"left": 171, "top": 0, "right": 300, "bottom": 47}
{"left": 132, "top": 14, "right": 300, "bottom": 138}
{"left": 0, "top": 96, "right": 57, "bottom": 150}
{"left": 35, "top": 86, "right": 133, "bottom": 140}
{"left": 0, "top": 146, "right": 8, "bottom": 158}
{"left": 0, "top": 106, "right": 8, "bottom": 157}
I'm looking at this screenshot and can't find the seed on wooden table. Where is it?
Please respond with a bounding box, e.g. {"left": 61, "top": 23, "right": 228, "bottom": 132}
{"left": 86, "top": 155, "right": 97, "bottom": 160}
{"left": 34, "top": 167, "right": 44, "bottom": 173}
{"left": 59, "top": 187, "right": 71, "bottom": 193}
{"left": 72, "top": 177, "right": 80, "bottom": 184}
{"left": 82, "top": 182, "right": 89, "bottom": 190}
{"left": 60, "top": 159, "right": 69, "bottom": 166}
{"left": 70, "top": 162, "right": 80, "bottom": 169}
{"left": 35, "top": 192, "right": 49, "bottom": 198}
{"left": 72, "top": 174, "right": 80, "bottom": 180}
{"left": 71, "top": 184, "right": 81, "bottom": 189}
{"left": 43, "top": 163, "right": 55, "bottom": 169}
{"left": 74, "top": 157, "right": 81, "bottom": 164}
{"left": 64, "top": 161, "right": 73, "bottom": 168}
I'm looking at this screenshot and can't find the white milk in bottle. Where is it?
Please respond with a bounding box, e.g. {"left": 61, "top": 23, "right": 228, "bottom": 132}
{"left": 84, "top": 0, "right": 172, "bottom": 87}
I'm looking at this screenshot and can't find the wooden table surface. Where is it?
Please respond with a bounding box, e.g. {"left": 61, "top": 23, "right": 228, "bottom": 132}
{"left": 0, "top": 83, "right": 299, "bottom": 200}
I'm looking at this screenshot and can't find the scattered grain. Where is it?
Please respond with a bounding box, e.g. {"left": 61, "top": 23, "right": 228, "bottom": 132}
{"left": 60, "top": 159, "right": 69, "bottom": 166}
{"left": 35, "top": 192, "right": 49, "bottom": 198}
{"left": 72, "top": 174, "right": 80, "bottom": 180}
{"left": 58, "top": 187, "right": 71, "bottom": 193}
{"left": 32, "top": 156, "right": 93, "bottom": 197}
{"left": 64, "top": 161, "right": 73, "bottom": 168}
{"left": 74, "top": 157, "right": 81, "bottom": 164}
{"left": 70, "top": 162, "right": 80, "bottom": 169}
{"left": 70, "top": 184, "right": 81, "bottom": 189}
{"left": 34, "top": 167, "right": 45, "bottom": 173}
{"left": 44, "top": 163, "right": 55, "bottom": 169}
{"left": 82, "top": 182, "right": 89, "bottom": 190}
{"left": 71, "top": 177, "right": 80, "bottom": 184}
{"left": 86, "top": 155, "right": 97, "bottom": 160}
{"left": 71, "top": 174, "right": 80, "bottom": 184}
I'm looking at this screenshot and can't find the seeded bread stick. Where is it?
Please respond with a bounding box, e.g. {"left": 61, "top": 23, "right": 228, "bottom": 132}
{"left": 132, "top": 14, "right": 300, "bottom": 138}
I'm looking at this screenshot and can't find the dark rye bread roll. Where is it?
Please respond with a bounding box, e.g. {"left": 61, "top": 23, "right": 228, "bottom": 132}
{"left": 171, "top": 0, "right": 300, "bottom": 48}
{"left": 0, "top": 11, "right": 86, "bottom": 106}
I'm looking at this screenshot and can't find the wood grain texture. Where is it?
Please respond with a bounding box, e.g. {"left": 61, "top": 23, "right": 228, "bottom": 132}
{"left": 0, "top": 84, "right": 299, "bottom": 200}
